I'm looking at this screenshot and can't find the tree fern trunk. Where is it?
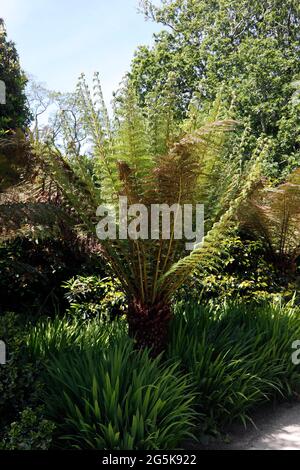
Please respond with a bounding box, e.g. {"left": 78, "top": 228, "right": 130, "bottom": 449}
{"left": 127, "top": 300, "right": 172, "bottom": 356}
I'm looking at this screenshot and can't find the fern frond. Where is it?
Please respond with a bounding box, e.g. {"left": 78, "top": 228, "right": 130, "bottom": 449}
{"left": 158, "top": 138, "right": 269, "bottom": 300}
{"left": 77, "top": 73, "right": 120, "bottom": 203}
{"left": 30, "top": 75, "right": 256, "bottom": 306}
{"left": 238, "top": 166, "right": 300, "bottom": 272}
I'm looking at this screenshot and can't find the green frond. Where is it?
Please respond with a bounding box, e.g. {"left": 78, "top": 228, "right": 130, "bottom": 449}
{"left": 35, "top": 143, "right": 100, "bottom": 233}
{"left": 77, "top": 73, "right": 120, "bottom": 203}
{"left": 31, "top": 75, "right": 258, "bottom": 306}
{"left": 158, "top": 138, "right": 269, "bottom": 300}
{"left": 238, "top": 166, "right": 300, "bottom": 272}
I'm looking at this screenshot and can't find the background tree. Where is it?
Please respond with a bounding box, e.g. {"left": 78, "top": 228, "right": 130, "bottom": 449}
{"left": 0, "top": 19, "right": 30, "bottom": 132}
{"left": 0, "top": 20, "right": 32, "bottom": 191}
{"left": 131, "top": 0, "right": 300, "bottom": 176}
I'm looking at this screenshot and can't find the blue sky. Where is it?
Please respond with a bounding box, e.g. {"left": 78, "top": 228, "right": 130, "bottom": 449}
{"left": 0, "top": 0, "right": 161, "bottom": 102}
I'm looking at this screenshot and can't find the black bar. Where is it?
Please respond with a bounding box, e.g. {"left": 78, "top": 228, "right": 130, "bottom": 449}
{"left": 0, "top": 450, "right": 291, "bottom": 467}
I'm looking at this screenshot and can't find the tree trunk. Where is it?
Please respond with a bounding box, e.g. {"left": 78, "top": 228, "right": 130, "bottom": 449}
{"left": 127, "top": 299, "right": 172, "bottom": 356}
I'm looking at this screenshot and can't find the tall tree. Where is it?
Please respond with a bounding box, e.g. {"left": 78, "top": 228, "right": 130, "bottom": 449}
{"left": 131, "top": 0, "right": 300, "bottom": 175}
{"left": 0, "top": 19, "right": 30, "bottom": 132}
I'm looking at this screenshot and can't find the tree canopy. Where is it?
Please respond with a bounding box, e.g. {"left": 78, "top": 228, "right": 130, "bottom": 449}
{"left": 0, "top": 19, "right": 30, "bottom": 132}
{"left": 131, "top": 0, "right": 300, "bottom": 176}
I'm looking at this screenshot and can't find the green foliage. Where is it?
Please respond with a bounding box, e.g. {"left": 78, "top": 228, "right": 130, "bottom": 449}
{"left": 0, "top": 238, "right": 106, "bottom": 315}
{"left": 132, "top": 0, "right": 300, "bottom": 175}
{"left": 238, "top": 168, "right": 300, "bottom": 277}
{"left": 27, "top": 318, "right": 195, "bottom": 450}
{"left": 0, "top": 313, "right": 43, "bottom": 432}
{"left": 0, "top": 131, "right": 32, "bottom": 191}
{"left": 26, "top": 316, "right": 122, "bottom": 359}
{"left": 169, "top": 301, "right": 300, "bottom": 433}
{"left": 37, "top": 73, "right": 266, "bottom": 312}
{"left": 176, "top": 236, "right": 290, "bottom": 304}
{"left": 0, "top": 407, "right": 55, "bottom": 450}
{"left": 63, "top": 275, "right": 127, "bottom": 320}
{"left": 0, "top": 20, "right": 30, "bottom": 131}
{"left": 26, "top": 301, "right": 300, "bottom": 444}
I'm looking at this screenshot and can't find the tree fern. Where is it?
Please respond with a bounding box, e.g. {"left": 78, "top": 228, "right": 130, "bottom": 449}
{"left": 32, "top": 74, "right": 266, "bottom": 353}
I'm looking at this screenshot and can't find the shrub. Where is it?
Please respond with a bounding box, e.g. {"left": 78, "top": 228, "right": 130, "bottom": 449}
{"left": 27, "top": 318, "right": 195, "bottom": 450}
{"left": 63, "top": 276, "right": 127, "bottom": 320}
{"left": 0, "top": 407, "right": 55, "bottom": 450}
{"left": 168, "top": 301, "right": 300, "bottom": 433}
{"left": 0, "top": 313, "right": 42, "bottom": 430}
{"left": 0, "top": 238, "right": 106, "bottom": 316}
{"left": 176, "top": 236, "right": 289, "bottom": 305}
